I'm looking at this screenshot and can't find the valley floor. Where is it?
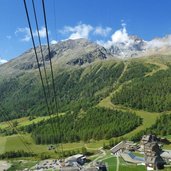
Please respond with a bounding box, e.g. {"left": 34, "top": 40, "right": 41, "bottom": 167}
{"left": 0, "top": 103, "right": 167, "bottom": 156}
{"left": 4, "top": 150, "right": 171, "bottom": 171}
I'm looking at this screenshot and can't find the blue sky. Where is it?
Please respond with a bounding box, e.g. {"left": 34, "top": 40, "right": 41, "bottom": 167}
{"left": 0, "top": 0, "right": 171, "bottom": 60}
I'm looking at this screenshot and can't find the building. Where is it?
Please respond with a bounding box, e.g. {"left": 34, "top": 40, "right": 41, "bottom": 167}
{"left": 110, "top": 135, "right": 170, "bottom": 170}
{"left": 145, "top": 156, "right": 165, "bottom": 170}
{"left": 160, "top": 150, "right": 171, "bottom": 164}
{"left": 144, "top": 142, "right": 165, "bottom": 170}
{"left": 97, "top": 162, "right": 107, "bottom": 171}
{"left": 144, "top": 142, "right": 161, "bottom": 156}
{"left": 140, "top": 135, "right": 158, "bottom": 151}
{"left": 65, "top": 154, "right": 86, "bottom": 166}
{"left": 110, "top": 141, "right": 136, "bottom": 155}
{"left": 110, "top": 141, "right": 125, "bottom": 155}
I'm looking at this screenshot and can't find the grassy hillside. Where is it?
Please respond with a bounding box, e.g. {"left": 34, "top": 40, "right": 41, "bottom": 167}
{"left": 1, "top": 54, "right": 171, "bottom": 155}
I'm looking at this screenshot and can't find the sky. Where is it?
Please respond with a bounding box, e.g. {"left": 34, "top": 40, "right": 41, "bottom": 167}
{"left": 0, "top": 0, "right": 171, "bottom": 61}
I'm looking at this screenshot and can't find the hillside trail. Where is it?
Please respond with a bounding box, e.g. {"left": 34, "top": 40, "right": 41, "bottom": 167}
{"left": 85, "top": 147, "right": 106, "bottom": 168}
{"left": 117, "top": 61, "right": 129, "bottom": 83}
{"left": 98, "top": 61, "right": 129, "bottom": 107}
{"left": 84, "top": 143, "right": 102, "bottom": 151}
{"left": 98, "top": 60, "right": 168, "bottom": 108}
{"left": 145, "top": 61, "right": 168, "bottom": 77}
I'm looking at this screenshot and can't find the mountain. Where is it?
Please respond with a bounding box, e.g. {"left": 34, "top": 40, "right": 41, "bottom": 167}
{"left": 0, "top": 39, "right": 119, "bottom": 120}
{"left": 106, "top": 34, "right": 171, "bottom": 59}
{"left": 1, "top": 38, "right": 171, "bottom": 120}
{"left": 1, "top": 38, "right": 171, "bottom": 118}
{"left": 1, "top": 38, "right": 171, "bottom": 144}
{"left": 0, "top": 39, "right": 114, "bottom": 76}
{"left": 107, "top": 35, "right": 146, "bottom": 58}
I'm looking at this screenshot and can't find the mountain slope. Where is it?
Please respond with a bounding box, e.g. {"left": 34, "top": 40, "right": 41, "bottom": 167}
{"left": 0, "top": 60, "right": 125, "bottom": 121}
{"left": 1, "top": 39, "right": 171, "bottom": 145}
{"left": 1, "top": 39, "right": 171, "bottom": 122}
{"left": 0, "top": 39, "right": 121, "bottom": 121}
{"left": 0, "top": 39, "right": 113, "bottom": 76}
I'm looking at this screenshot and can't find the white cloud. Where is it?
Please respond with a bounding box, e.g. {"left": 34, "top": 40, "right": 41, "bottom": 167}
{"left": 59, "top": 23, "right": 93, "bottom": 40}
{"left": 15, "top": 27, "right": 30, "bottom": 42}
{"left": 15, "top": 26, "right": 49, "bottom": 42}
{"left": 111, "top": 24, "right": 129, "bottom": 43}
{"left": 33, "top": 27, "right": 47, "bottom": 38}
{"left": 50, "top": 40, "right": 58, "bottom": 44}
{"left": 97, "top": 23, "right": 133, "bottom": 48}
{"left": 59, "top": 23, "right": 113, "bottom": 40}
{"left": 96, "top": 21, "right": 171, "bottom": 50}
{"left": 146, "top": 35, "right": 171, "bottom": 48}
{"left": 0, "top": 57, "right": 8, "bottom": 64}
{"left": 94, "top": 26, "right": 112, "bottom": 36}
{"left": 59, "top": 23, "right": 134, "bottom": 48}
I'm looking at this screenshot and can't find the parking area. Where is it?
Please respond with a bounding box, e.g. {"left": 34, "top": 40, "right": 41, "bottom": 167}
{"left": 33, "top": 159, "right": 61, "bottom": 170}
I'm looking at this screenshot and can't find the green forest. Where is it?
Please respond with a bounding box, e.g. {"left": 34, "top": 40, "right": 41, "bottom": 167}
{"left": 112, "top": 65, "right": 171, "bottom": 112}
{"left": 1, "top": 57, "right": 171, "bottom": 145}
{"left": 149, "top": 114, "right": 171, "bottom": 136}
{"left": 20, "top": 107, "right": 142, "bottom": 144}
{"left": 0, "top": 61, "right": 124, "bottom": 121}
{"left": 119, "top": 61, "right": 156, "bottom": 83}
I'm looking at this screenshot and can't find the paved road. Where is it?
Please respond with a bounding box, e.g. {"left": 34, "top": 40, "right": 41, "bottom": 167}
{"left": 116, "top": 155, "right": 120, "bottom": 171}
{"left": 85, "top": 147, "right": 106, "bottom": 169}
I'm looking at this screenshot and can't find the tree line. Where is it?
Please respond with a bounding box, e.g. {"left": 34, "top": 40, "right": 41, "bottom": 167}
{"left": 131, "top": 114, "right": 171, "bottom": 142}
{"left": 21, "top": 107, "right": 142, "bottom": 144}
{"left": 112, "top": 65, "right": 171, "bottom": 112}
{"left": 0, "top": 61, "right": 124, "bottom": 121}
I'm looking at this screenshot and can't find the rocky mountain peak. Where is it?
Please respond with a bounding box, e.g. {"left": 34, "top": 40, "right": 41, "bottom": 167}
{"left": 107, "top": 34, "right": 146, "bottom": 58}
{"left": 106, "top": 33, "right": 171, "bottom": 59}
{"left": 0, "top": 38, "right": 114, "bottom": 75}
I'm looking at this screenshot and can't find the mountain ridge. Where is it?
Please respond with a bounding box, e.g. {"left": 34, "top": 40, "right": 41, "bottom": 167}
{"left": 1, "top": 34, "right": 171, "bottom": 69}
